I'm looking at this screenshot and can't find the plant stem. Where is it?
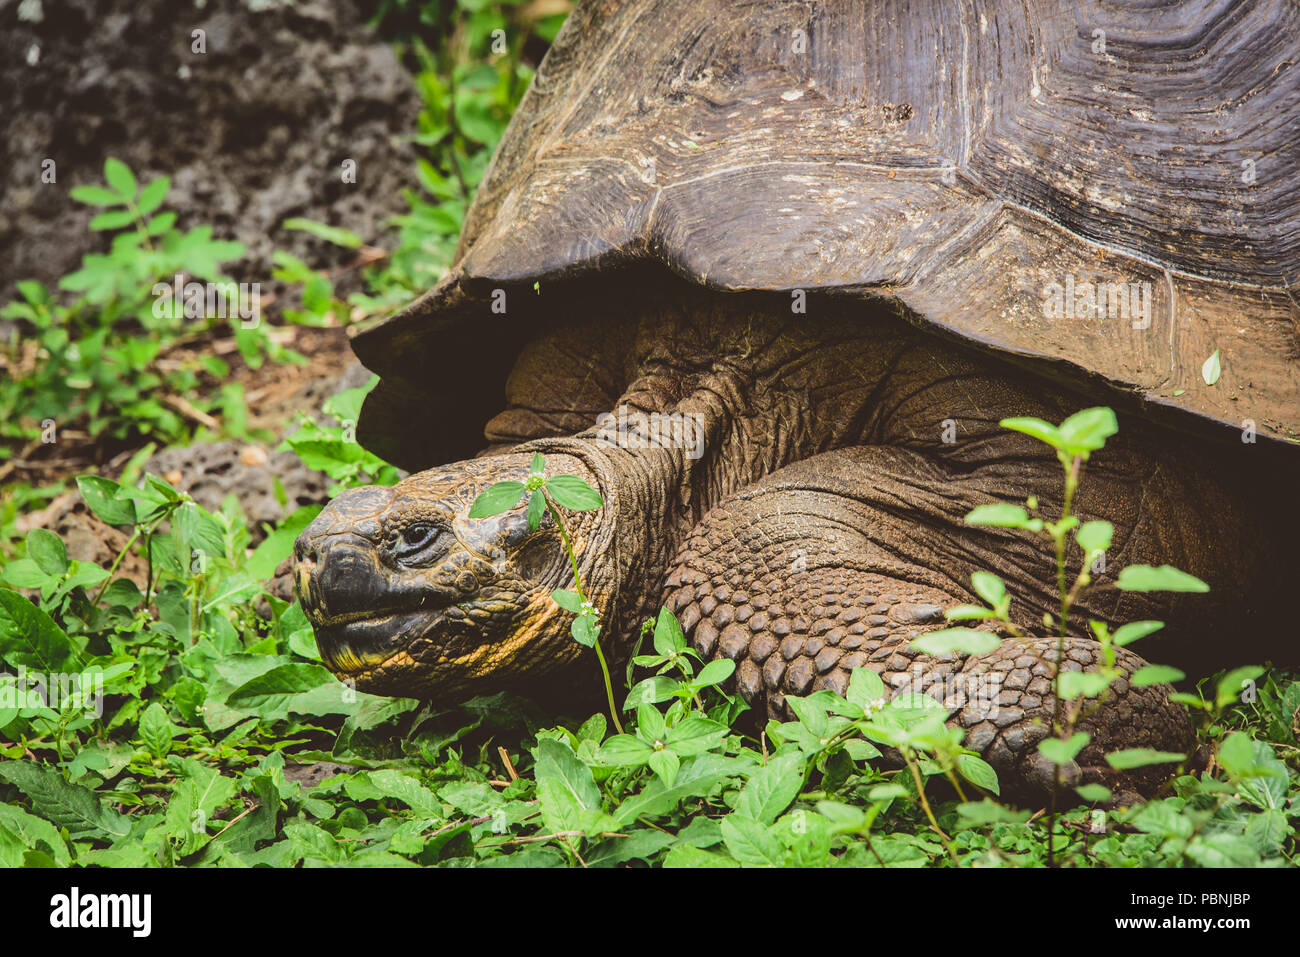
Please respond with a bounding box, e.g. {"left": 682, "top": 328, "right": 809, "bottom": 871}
{"left": 91, "top": 525, "right": 142, "bottom": 604}
{"left": 904, "top": 748, "right": 960, "bottom": 866}
{"left": 1046, "top": 454, "right": 1081, "bottom": 868}
{"left": 543, "top": 492, "right": 623, "bottom": 734}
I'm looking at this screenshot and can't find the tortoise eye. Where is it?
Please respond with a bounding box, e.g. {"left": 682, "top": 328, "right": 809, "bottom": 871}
{"left": 394, "top": 522, "right": 441, "bottom": 560}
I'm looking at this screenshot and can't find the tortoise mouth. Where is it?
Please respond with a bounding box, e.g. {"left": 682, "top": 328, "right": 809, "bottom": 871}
{"left": 311, "top": 607, "right": 444, "bottom": 676}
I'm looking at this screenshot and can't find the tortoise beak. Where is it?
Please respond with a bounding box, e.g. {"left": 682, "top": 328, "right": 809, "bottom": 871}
{"left": 295, "top": 532, "right": 405, "bottom": 673}
{"left": 295, "top": 487, "right": 417, "bottom": 674}
{"left": 296, "top": 533, "right": 380, "bottom": 621}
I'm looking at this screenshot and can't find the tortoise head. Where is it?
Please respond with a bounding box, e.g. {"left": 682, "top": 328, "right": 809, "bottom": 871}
{"left": 294, "top": 452, "right": 607, "bottom": 697}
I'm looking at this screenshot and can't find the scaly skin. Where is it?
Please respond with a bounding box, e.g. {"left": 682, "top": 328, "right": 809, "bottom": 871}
{"left": 661, "top": 447, "right": 1198, "bottom": 796}
{"left": 295, "top": 292, "right": 1287, "bottom": 796}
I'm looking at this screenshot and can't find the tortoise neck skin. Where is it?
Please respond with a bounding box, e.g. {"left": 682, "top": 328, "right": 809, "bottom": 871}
{"left": 504, "top": 305, "right": 924, "bottom": 630}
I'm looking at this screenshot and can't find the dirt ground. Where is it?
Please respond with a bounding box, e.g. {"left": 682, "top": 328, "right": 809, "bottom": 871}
{"left": 1, "top": 0, "right": 421, "bottom": 292}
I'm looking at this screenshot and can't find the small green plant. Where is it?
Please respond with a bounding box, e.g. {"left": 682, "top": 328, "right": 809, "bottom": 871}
{"left": 279, "top": 376, "right": 402, "bottom": 492}
{"left": 914, "top": 407, "right": 1272, "bottom": 864}
{"left": 469, "top": 453, "right": 621, "bottom": 731}
{"left": 1, "top": 158, "right": 299, "bottom": 452}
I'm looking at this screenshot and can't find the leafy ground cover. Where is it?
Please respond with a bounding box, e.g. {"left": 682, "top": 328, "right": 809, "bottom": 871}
{"left": 0, "top": 1, "right": 1296, "bottom": 868}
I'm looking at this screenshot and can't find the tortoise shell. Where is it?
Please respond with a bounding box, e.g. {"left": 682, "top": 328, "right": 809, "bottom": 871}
{"left": 354, "top": 0, "right": 1300, "bottom": 470}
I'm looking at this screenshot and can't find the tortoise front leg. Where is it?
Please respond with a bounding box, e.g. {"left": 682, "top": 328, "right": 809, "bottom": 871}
{"left": 661, "top": 445, "right": 1195, "bottom": 798}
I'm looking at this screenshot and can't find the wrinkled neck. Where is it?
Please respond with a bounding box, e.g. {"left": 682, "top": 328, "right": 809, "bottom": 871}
{"left": 515, "top": 311, "right": 911, "bottom": 638}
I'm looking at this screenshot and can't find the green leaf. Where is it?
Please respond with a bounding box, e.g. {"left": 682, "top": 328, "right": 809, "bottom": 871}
{"left": 693, "top": 658, "right": 734, "bottom": 688}
{"left": 246, "top": 505, "right": 321, "bottom": 581}
{"left": 1216, "top": 732, "right": 1257, "bottom": 779}
{"left": 1075, "top": 783, "right": 1112, "bottom": 803}
{"left": 1, "top": 559, "right": 50, "bottom": 589}
{"left": 614, "top": 753, "right": 751, "bottom": 824}
{"left": 165, "top": 757, "right": 238, "bottom": 856}
{"left": 624, "top": 676, "right": 679, "bottom": 709}
{"left": 69, "top": 185, "right": 123, "bottom": 206}
{"left": 365, "top": 770, "right": 443, "bottom": 817}
{"left": 652, "top": 606, "right": 685, "bottom": 656}
{"left": 137, "top": 701, "right": 175, "bottom": 760}
{"left": 597, "top": 734, "right": 654, "bottom": 766}
{"left": 550, "top": 589, "right": 583, "bottom": 613}
{"left": 1131, "top": 800, "right": 1194, "bottom": 840}
{"left": 956, "top": 799, "right": 1032, "bottom": 824}
{"left": 0, "top": 589, "right": 82, "bottom": 673}
{"left": 945, "top": 604, "right": 994, "bottom": 621}
{"left": 0, "top": 803, "right": 71, "bottom": 865}
{"left": 571, "top": 614, "right": 599, "bottom": 648}
{"left": 720, "top": 814, "right": 785, "bottom": 866}
{"left": 1202, "top": 349, "right": 1222, "bottom": 386}
{"left": 662, "top": 844, "right": 739, "bottom": 868}
{"left": 868, "top": 783, "right": 909, "bottom": 802}
{"left": 468, "top": 481, "right": 525, "bottom": 517}
{"left": 136, "top": 176, "right": 170, "bottom": 215}
{"left": 735, "top": 752, "right": 805, "bottom": 825}
{"left": 846, "top": 667, "right": 886, "bottom": 709}
{"left": 534, "top": 739, "right": 609, "bottom": 835}
{"left": 1057, "top": 407, "right": 1118, "bottom": 457}
{"left": 910, "top": 628, "right": 1001, "bottom": 657}
{"left": 584, "top": 830, "right": 676, "bottom": 867}
{"left": 1076, "top": 520, "right": 1113, "bottom": 554}
{"left": 174, "top": 501, "right": 226, "bottom": 557}
{"left": 1112, "top": 620, "right": 1164, "bottom": 647}
{"left": 146, "top": 211, "right": 177, "bottom": 236}
{"left": 1104, "top": 748, "right": 1185, "bottom": 770}
{"left": 76, "top": 475, "right": 137, "bottom": 526}
{"left": 226, "top": 663, "right": 342, "bottom": 714}
{"left": 665, "top": 716, "right": 729, "bottom": 756}
{"left": 970, "top": 571, "right": 1005, "bottom": 607}
{"left": 281, "top": 217, "right": 364, "bottom": 249}
{"left": 956, "top": 754, "right": 1000, "bottom": 795}
{"left": 1057, "top": 670, "right": 1112, "bottom": 699}
{"left": 88, "top": 209, "right": 136, "bottom": 231}
{"left": 0, "top": 762, "right": 131, "bottom": 840}
{"left": 527, "top": 490, "right": 545, "bottom": 531}
{"left": 999, "top": 416, "right": 1064, "bottom": 450}
{"left": 815, "top": 800, "right": 867, "bottom": 834}
{"left": 636, "top": 703, "right": 666, "bottom": 742}
{"left": 1245, "top": 808, "right": 1290, "bottom": 849}
{"left": 1116, "top": 564, "right": 1209, "bottom": 593}
{"left": 1037, "top": 732, "right": 1090, "bottom": 765}
{"left": 26, "top": 528, "right": 68, "bottom": 577}
{"left": 648, "top": 748, "right": 680, "bottom": 786}
{"left": 1130, "top": 664, "right": 1185, "bottom": 688}
{"left": 785, "top": 694, "right": 829, "bottom": 738}
{"left": 964, "top": 503, "right": 1041, "bottom": 530}
{"left": 104, "top": 157, "right": 138, "bottom": 198}
{"left": 545, "top": 474, "right": 603, "bottom": 511}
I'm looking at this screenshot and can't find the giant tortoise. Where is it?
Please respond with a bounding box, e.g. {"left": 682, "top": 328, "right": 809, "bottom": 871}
{"left": 294, "top": 0, "right": 1300, "bottom": 794}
